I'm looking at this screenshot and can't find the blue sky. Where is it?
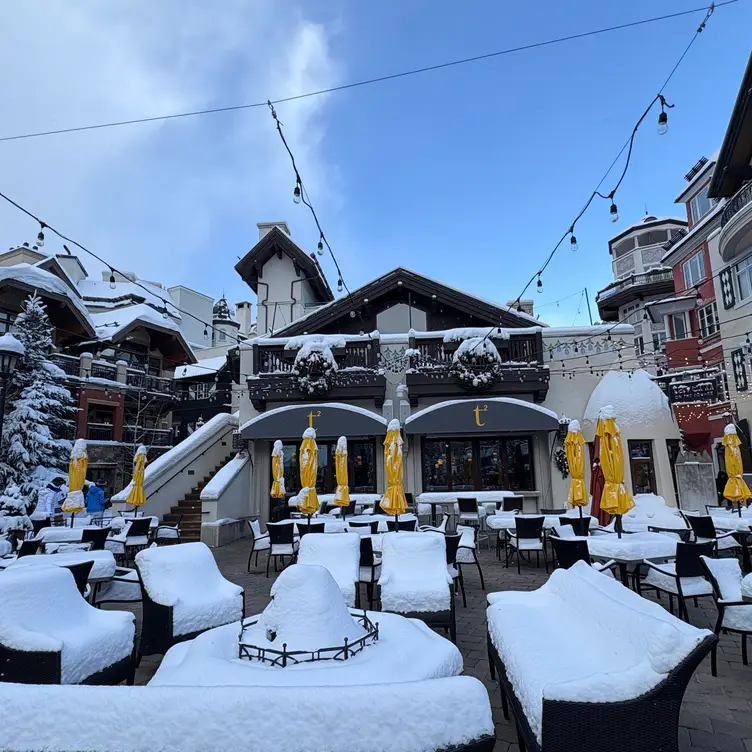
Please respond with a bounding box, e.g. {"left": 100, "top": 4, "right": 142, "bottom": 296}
{"left": 0, "top": 1, "right": 750, "bottom": 328}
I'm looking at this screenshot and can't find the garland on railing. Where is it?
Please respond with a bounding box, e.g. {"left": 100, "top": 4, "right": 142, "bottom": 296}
{"left": 449, "top": 337, "right": 502, "bottom": 390}
{"left": 292, "top": 347, "right": 337, "bottom": 395}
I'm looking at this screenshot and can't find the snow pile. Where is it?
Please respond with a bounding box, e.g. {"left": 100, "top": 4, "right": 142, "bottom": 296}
{"left": 8, "top": 550, "right": 117, "bottom": 580}
{"left": 136, "top": 542, "right": 243, "bottom": 636}
{"left": 89, "top": 304, "right": 181, "bottom": 340}
{"left": 0, "top": 566, "right": 134, "bottom": 683}
{"left": 303, "top": 427, "right": 316, "bottom": 439}
{"left": 743, "top": 573, "right": 752, "bottom": 601}
{"left": 725, "top": 423, "right": 737, "bottom": 436}
{"left": 245, "top": 564, "right": 365, "bottom": 652}
{"left": 613, "top": 493, "right": 685, "bottom": 532}
{"left": 583, "top": 370, "right": 672, "bottom": 432}
{"left": 0, "top": 676, "right": 493, "bottom": 752}
{"left": 272, "top": 439, "right": 283, "bottom": 456}
{"left": 284, "top": 334, "right": 347, "bottom": 351}
{"left": 487, "top": 561, "right": 712, "bottom": 743}
{"left": 387, "top": 418, "right": 401, "bottom": 432}
{"left": 586, "top": 530, "right": 677, "bottom": 560}
{"left": 442, "top": 327, "right": 509, "bottom": 342}
{"left": 297, "top": 533, "right": 361, "bottom": 607}
{"left": 175, "top": 356, "right": 227, "bottom": 380}
{"left": 453, "top": 337, "right": 501, "bottom": 361}
{"left": 0, "top": 332, "right": 24, "bottom": 355}
{"left": 568, "top": 419, "right": 581, "bottom": 433}
{"left": 380, "top": 532, "right": 452, "bottom": 614}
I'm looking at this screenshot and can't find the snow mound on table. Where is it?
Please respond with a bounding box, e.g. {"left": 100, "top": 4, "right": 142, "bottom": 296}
{"left": 244, "top": 564, "right": 365, "bottom": 653}
{"left": 8, "top": 549, "right": 117, "bottom": 580}
{"left": 0, "top": 566, "right": 134, "bottom": 683}
{"left": 583, "top": 370, "right": 672, "bottom": 432}
{"left": 136, "top": 542, "right": 243, "bottom": 637}
{"left": 380, "top": 532, "right": 452, "bottom": 614}
{"left": 487, "top": 561, "right": 711, "bottom": 744}
{"left": 0, "top": 676, "right": 493, "bottom": 752}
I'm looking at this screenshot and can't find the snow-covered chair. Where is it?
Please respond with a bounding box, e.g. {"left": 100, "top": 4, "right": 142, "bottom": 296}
{"left": 297, "top": 533, "right": 361, "bottom": 607}
{"left": 379, "top": 532, "right": 455, "bottom": 642}
{"left": 547, "top": 536, "right": 615, "bottom": 577}
{"left": 505, "top": 516, "right": 548, "bottom": 574}
{"left": 419, "top": 513, "right": 449, "bottom": 533}
{"left": 0, "top": 566, "right": 136, "bottom": 684}
{"left": 486, "top": 561, "right": 716, "bottom": 752}
{"left": 358, "top": 536, "right": 381, "bottom": 609}
{"left": 700, "top": 555, "right": 752, "bottom": 676}
{"left": 135, "top": 542, "right": 244, "bottom": 658}
{"left": 681, "top": 513, "right": 739, "bottom": 551}
{"left": 93, "top": 567, "right": 142, "bottom": 607}
{"left": 638, "top": 541, "right": 715, "bottom": 622}
{"left": 456, "top": 524, "right": 486, "bottom": 590}
{"left": 246, "top": 518, "right": 270, "bottom": 571}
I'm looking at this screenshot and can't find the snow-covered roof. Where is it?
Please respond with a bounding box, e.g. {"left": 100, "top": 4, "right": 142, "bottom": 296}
{"left": 674, "top": 149, "right": 719, "bottom": 203}
{"left": 77, "top": 278, "right": 181, "bottom": 318}
{"left": 89, "top": 304, "right": 181, "bottom": 340}
{"left": 583, "top": 370, "right": 673, "bottom": 431}
{"left": 0, "top": 264, "right": 95, "bottom": 334}
{"left": 174, "top": 355, "right": 227, "bottom": 380}
{"left": 660, "top": 200, "right": 725, "bottom": 263}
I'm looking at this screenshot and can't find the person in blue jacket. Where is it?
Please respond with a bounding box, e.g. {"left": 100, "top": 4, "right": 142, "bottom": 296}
{"left": 85, "top": 481, "right": 107, "bottom": 523}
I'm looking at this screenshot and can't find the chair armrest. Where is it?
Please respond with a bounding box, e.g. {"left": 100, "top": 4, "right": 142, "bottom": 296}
{"left": 594, "top": 559, "right": 618, "bottom": 574}
{"left": 641, "top": 560, "right": 677, "bottom": 578}
{"left": 719, "top": 599, "right": 750, "bottom": 607}
{"left": 716, "top": 531, "right": 739, "bottom": 540}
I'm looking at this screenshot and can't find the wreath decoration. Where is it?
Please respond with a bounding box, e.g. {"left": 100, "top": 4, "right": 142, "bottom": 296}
{"left": 449, "top": 337, "right": 502, "bottom": 390}
{"left": 292, "top": 347, "right": 337, "bottom": 396}
{"left": 554, "top": 446, "right": 569, "bottom": 479}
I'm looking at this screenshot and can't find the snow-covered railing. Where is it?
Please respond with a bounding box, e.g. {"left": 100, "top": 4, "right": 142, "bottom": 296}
{"left": 112, "top": 412, "right": 238, "bottom": 520}
{"left": 252, "top": 334, "right": 380, "bottom": 374}
{"left": 0, "top": 677, "right": 494, "bottom": 752}
{"left": 408, "top": 330, "right": 543, "bottom": 368}
{"left": 200, "top": 452, "right": 251, "bottom": 523}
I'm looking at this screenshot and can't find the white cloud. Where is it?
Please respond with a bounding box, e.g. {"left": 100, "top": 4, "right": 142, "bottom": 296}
{"left": 0, "top": 0, "right": 342, "bottom": 301}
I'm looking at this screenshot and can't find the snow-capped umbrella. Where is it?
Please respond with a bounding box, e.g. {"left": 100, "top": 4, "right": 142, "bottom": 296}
{"left": 270, "top": 440, "right": 286, "bottom": 504}
{"left": 381, "top": 420, "right": 407, "bottom": 529}
{"left": 564, "top": 420, "right": 587, "bottom": 518}
{"left": 597, "top": 406, "right": 634, "bottom": 538}
{"left": 61, "top": 439, "right": 88, "bottom": 527}
{"left": 333, "top": 436, "right": 351, "bottom": 515}
{"left": 297, "top": 428, "right": 320, "bottom": 519}
{"left": 722, "top": 424, "right": 751, "bottom": 517}
{"left": 126, "top": 446, "right": 148, "bottom": 514}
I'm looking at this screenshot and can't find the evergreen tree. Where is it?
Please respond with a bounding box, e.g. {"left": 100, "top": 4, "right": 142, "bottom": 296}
{"left": 0, "top": 294, "right": 76, "bottom": 519}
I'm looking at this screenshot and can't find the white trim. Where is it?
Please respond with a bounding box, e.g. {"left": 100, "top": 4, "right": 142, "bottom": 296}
{"left": 405, "top": 396, "right": 558, "bottom": 426}
{"left": 239, "top": 402, "right": 388, "bottom": 434}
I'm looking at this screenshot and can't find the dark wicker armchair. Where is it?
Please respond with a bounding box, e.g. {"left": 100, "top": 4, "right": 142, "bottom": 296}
{"left": 81, "top": 527, "right": 111, "bottom": 551}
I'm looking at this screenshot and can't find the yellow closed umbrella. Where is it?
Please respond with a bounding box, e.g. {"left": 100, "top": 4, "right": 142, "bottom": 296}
{"left": 723, "top": 424, "right": 751, "bottom": 516}
{"left": 61, "top": 439, "right": 88, "bottom": 527}
{"left": 564, "top": 420, "right": 587, "bottom": 517}
{"left": 597, "top": 406, "right": 634, "bottom": 537}
{"left": 126, "top": 445, "right": 148, "bottom": 513}
{"left": 297, "top": 428, "right": 320, "bottom": 518}
{"left": 381, "top": 420, "right": 407, "bottom": 527}
{"left": 333, "top": 436, "right": 351, "bottom": 515}
{"left": 271, "top": 440, "right": 286, "bottom": 500}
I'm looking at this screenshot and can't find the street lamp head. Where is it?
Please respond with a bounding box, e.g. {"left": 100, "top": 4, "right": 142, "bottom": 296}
{"left": 0, "top": 333, "right": 24, "bottom": 379}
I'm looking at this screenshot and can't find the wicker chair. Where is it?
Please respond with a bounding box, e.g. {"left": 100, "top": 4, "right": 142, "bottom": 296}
{"left": 16, "top": 539, "right": 42, "bottom": 558}
{"left": 297, "top": 521, "right": 326, "bottom": 537}
{"left": 682, "top": 513, "right": 740, "bottom": 552}
{"left": 154, "top": 514, "right": 182, "bottom": 546}
{"left": 647, "top": 525, "right": 692, "bottom": 543}
{"left": 62, "top": 560, "right": 95, "bottom": 596}
{"left": 501, "top": 496, "right": 524, "bottom": 513}
{"left": 81, "top": 527, "right": 111, "bottom": 551}
{"left": 31, "top": 518, "right": 51, "bottom": 536}
{"left": 265, "top": 522, "right": 299, "bottom": 577}
{"left": 558, "top": 516, "right": 591, "bottom": 537}
{"left": 246, "top": 519, "right": 270, "bottom": 571}
{"left": 419, "top": 514, "right": 450, "bottom": 533}
{"left": 386, "top": 519, "right": 417, "bottom": 532}
{"left": 457, "top": 498, "right": 488, "bottom": 548}
{"left": 358, "top": 535, "right": 381, "bottom": 609}
{"left": 0, "top": 566, "right": 137, "bottom": 685}
{"left": 549, "top": 536, "right": 615, "bottom": 575}
{"left": 700, "top": 555, "right": 752, "bottom": 675}
{"left": 456, "top": 524, "right": 485, "bottom": 591}
{"left": 135, "top": 542, "right": 244, "bottom": 659}
{"left": 298, "top": 533, "right": 361, "bottom": 607}
{"left": 111, "top": 517, "right": 153, "bottom": 564}
{"left": 506, "top": 516, "right": 548, "bottom": 574}
{"left": 348, "top": 520, "right": 380, "bottom": 535}
{"left": 539, "top": 508, "right": 567, "bottom": 515}
{"left": 443, "top": 533, "right": 466, "bottom": 607}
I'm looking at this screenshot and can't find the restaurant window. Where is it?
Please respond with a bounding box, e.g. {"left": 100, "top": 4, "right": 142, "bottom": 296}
{"left": 350, "top": 440, "right": 376, "bottom": 493}
{"left": 628, "top": 440, "right": 656, "bottom": 495}
{"left": 421, "top": 437, "right": 534, "bottom": 492}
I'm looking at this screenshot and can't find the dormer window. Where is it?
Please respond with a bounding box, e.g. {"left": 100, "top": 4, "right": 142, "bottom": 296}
{"left": 690, "top": 185, "right": 713, "bottom": 223}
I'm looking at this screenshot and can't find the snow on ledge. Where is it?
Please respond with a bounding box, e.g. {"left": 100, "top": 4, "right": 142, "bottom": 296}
{"left": 405, "top": 396, "right": 558, "bottom": 425}
{"left": 199, "top": 453, "right": 249, "bottom": 501}
{"left": 239, "top": 402, "right": 388, "bottom": 434}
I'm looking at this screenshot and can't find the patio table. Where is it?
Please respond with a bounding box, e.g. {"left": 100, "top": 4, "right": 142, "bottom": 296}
{"left": 34, "top": 525, "right": 136, "bottom": 554}
{"left": 486, "top": 513, "right": 600, "bottom": 531}
{"left": 416, "top": 491, "right": 522, "bottom": 526}
{"left": 5, "top": 549, "right": 117, "bottom": 581}
{"left": 281, "top": 514, "right": 417, "bottom": 535}
{"left": 583, "top": 531, "right": 677, "bottom": 587}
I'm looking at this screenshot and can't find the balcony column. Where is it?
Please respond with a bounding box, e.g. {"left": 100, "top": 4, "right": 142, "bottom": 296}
{"left": 79, "top": 352, "right": 92, "bottom": 379}
{"left": 115, "top": 360, "right": 128, "bottom": 384}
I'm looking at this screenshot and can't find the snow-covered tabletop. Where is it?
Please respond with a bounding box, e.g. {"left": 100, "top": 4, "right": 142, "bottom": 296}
{"left": 604, "top": 494, "right": 687, "bottom": 533}
{"left": 709, "top": 511, "right": 752, "bottom": 532}
{"left": 277, "top": 518, "right": 348, "bottom": 534}
{"left": 289, "top": 493, "right": 380, "bottom": 511}
{"left": 280, "top": 514, "right": 418, "bottom": 535}
{"left": 6, "top": 549, "right": 117, "bottom": 580}
{"left": 486, "top": 513, "right": 599, "bottom": 531}
{"left": 417, "top": 491, "right": 521, "bottom": 505}
{"left": 33, "top": 525, "right": 135, "bottom": 554}
{"left": 585, "top": 531, "right": 677, "bottom": 563}
{"left": 0, "top": 539, "right": 11, "bottom": 557}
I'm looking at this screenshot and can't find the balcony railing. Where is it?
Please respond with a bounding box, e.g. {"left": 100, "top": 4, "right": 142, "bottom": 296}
{"left": 721, "top": 182, "right": 752, "bottom": 228}
{"left": 126, "top": 371, "right": 175, "bottom": 395}
{"left": 409, "top": 331, "right": 542, "bottom": 367}
{"left": 87, "top": 423, "right": 113, "bottom": 441}
{"left": 254, "top": 340, "right": 378, "bottom": 374}
{"left": 597, "top": 269, "right": 674, "bottom": 301}
{"left": 122, "top": 426, "right": 174, "bottom": 447}
{"left": 50, "top": 353, "right": 80, "bottom": 376}
{"left": 90, "top": 361, "right": 117, "bottom": 380}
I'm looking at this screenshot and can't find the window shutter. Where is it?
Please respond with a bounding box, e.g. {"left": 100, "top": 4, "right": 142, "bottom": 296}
{"left": 720, "top": 267, "right": 736, "bottom": 309}
{"left": 731, "top": 348, "right": 748, "bottom": 392}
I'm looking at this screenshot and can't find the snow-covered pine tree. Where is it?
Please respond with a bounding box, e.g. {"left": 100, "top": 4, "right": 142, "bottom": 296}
{"left": 0, "top": 293, "right": 76, "bottom": 512}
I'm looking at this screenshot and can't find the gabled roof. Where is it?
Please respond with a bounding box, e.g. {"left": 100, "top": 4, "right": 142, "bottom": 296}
{"left": 235, "top": 226, "right": 333, "bottom": 303}
{"left": 273, "top": 266, "right": 544, "bottom": 337}
{"left": 708, "top": 52, "right": 752, "bottom": 198}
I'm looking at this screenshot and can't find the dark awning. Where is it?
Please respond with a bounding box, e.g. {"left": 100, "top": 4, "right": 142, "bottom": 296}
{"left": 404, "top": 397, "right": 559, "bottom": 435}
{"left": 240, "top": 402, "right": 388, "bottom": 441}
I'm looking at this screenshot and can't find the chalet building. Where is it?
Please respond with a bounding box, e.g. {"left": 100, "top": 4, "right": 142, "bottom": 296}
{"left": 228, "top": 222, "right": 681, "bottom": 524}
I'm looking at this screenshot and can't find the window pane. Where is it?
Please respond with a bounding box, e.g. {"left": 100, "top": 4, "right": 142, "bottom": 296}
{"left": 671, "top": 313, "right": 687, "bottom": 339}
{"left": 629, "top": 441, "right": 652, "bottom": 459}
{"left": 503, "top": 438, "right": 534, "bottom": 491}
{"left": 316, "top": 443, "right": 334, "bottom": 493}
{"left": 479, "top": 440, "right": 503, "bottom": 490}
{"left": 282, "top": 444, "right": 300, "bottom": 494}
{"left": 450, "top": 441, "right": 474, "bottom": 491}
{"left": 737, "top": 261, "right": 752, "bottom": 301}
{"left": 422, "top": 440, "right": 449, "bottom": 491}
{"left": 350, "top": 441, "right": 376, "bottom": 493}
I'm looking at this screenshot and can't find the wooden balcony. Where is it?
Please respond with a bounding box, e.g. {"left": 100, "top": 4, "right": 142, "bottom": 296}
{"left": 248, "top": 336, "right": 387, "bottom": 411}
{"left": 405, "top": 331, "right": 550, "bottom": 403}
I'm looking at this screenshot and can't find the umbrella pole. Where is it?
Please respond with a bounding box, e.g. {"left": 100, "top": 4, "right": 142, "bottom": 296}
{"left": 738, "top": 501, "right": 743, "bottom": 518}
{"left": 578, "top": 505, "right": 583, "bottom": 519}
{"left": 615, "top": 514, "right": 622, "bottom": 539}
{"left": 70, "top": 512, "right": 75, "bottom": 529}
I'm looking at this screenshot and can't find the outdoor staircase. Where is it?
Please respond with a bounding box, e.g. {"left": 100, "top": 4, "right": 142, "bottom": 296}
{"left": 161, "top": 454, "right": 235, "bottom": 542}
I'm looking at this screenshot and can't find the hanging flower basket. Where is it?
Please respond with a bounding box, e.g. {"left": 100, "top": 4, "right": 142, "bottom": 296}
{"left": 292, "top": 347, "right": 338, "bottom": 396}
{"left": 449, "top": 337, "right": 502, "bottom": 390}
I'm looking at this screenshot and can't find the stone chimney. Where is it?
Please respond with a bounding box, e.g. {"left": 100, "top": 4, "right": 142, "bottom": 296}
{"left": 257, "top": 221, "right": 291, "bottom": 241}
{"left": 506, "top": 299, "right": 535, "bottom": 317}
{"left": 235, "top": 301, "right": 253, "bottom": 335}
{"left": 55, "top": 254, "right": 88, "bottom": 283}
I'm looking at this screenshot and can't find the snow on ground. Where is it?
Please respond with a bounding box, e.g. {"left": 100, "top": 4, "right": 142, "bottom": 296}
{"left": 0, "top": 675, "right": 492, "bottom": 752}
{"left": 136, "top": 542, "right": 243, "bottom": 637}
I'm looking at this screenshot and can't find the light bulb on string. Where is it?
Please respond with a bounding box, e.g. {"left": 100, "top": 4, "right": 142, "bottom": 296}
{"left": 204, "top": 326, "right": 209, "bottom": 340}
{"left": 37, "top": 222, "right": 46, "bottom": 248}
{"left": 657, "top": 110, "right": 668, "bottom": 136}
{"left": 337, "top": 277, "right": 343, "bottom": 292}
{"left": 609, "top": 201, "right": 619, "bottom": 223}
{"left": 536, "top": 275, "right": 543, "bottom": 294}
{"left": 109, "top": 271, "right": 116, "bottom": 290}
{"left": 569, "top": 228, "right": 578, "bottom": 252}
{"left": 317, "top": 236, "right": 324, "bottom": 256}
{"left": 293, "top": 181, "right": 302, "bottom": 204}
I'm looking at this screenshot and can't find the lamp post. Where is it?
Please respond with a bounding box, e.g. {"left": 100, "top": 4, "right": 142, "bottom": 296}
{"left": 0, "top": 334, "right": 24, "bottom": 450}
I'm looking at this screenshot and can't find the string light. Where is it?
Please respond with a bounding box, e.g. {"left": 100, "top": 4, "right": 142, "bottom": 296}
{"left": 609, "top": 201, "right": 619, "bottom": 223}
{"left": 317, "top": 235, "right": 324, "bottom": 256}
{"left": 536, "top": 275, "right": 543, "bottom": 294}
{"left": 569, "top": 228, "right": 578, "bottom": 252}
{"left": 204, "top": 326, "right": 209, "bottom": 340}
{"left": 337, "top": 277, "right": 343, "bottom": 292}
{"left": 293, "top": 181, "right": 302, "bottom": 204}
{"left": 109, "top": 271, "right": 116, "bottom": 290}
{"left": 37, "top": 222, "right": 46, "bottom": 248}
